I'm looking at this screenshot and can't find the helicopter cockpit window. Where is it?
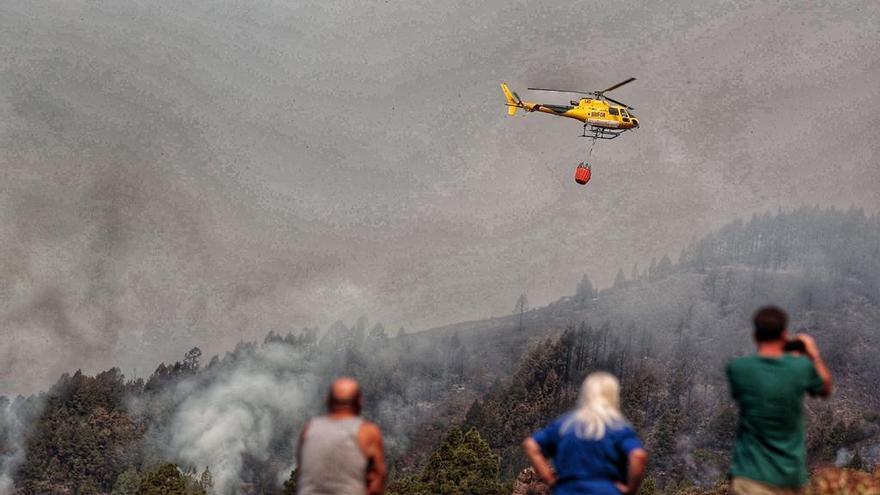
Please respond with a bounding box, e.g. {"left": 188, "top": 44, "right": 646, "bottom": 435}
{"left": 620, "top": 109, "right": 629, "bottom": 118}
{"left": 608, "top": 108, "right": 619, "bottom": 116}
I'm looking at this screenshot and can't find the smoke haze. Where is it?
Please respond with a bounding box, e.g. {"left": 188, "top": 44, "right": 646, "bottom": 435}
{"left": 1, "top": 0, "right": 879, "bottom": 396}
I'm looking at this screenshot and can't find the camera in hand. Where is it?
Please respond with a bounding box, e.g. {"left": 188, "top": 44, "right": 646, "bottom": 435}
{"left": 783, "top": 339, "right": 806, "bottom": 353}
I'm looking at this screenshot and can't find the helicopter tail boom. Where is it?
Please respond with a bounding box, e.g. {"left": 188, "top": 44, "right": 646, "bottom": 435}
{"left": 500, "top": 83, "right": 522, "bottom": 116}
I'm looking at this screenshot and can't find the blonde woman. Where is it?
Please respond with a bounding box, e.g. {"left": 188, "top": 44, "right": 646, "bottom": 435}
{"left": 523, "top": 372, "right": 648, "bottom": 495}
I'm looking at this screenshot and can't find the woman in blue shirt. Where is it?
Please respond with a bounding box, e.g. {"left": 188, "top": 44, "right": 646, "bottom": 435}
{"left": 523, "top": 372, "right": 648, "bottom": 495}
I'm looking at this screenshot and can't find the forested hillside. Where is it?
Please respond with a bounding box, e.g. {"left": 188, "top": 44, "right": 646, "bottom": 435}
{"left": 1, "top": 207, "right": 879, "bottom": 494}
{"left": 458, "top": 206, "right": 880, "bottom": 483}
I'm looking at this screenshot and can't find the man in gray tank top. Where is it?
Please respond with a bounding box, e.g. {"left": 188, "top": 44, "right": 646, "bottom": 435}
{"left": 296, "top": 377, "right": 387, "bottom": 495}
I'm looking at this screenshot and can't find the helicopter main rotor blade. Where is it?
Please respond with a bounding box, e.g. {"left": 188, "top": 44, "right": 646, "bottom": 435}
{"left": 599, "top": 77, "right": 636, "bottom": 94}
{"left": 602, "top": 95, "right": 634, "bottom": 110}
{"left": 527, "top": 87, "right": 595, "bottom": 96}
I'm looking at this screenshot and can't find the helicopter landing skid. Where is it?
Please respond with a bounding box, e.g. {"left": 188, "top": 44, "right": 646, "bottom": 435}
{"left": 580, "top": 124, "right": 626, "bottom": 140}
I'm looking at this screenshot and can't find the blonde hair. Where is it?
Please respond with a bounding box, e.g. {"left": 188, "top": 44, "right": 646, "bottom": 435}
{"left": 562, "top": 371, "right": 627, "bottom": 440}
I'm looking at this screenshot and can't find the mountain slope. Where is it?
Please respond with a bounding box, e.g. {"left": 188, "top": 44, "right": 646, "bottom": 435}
{"left": 3, "top": 207, "right": 879, "bottom": 493}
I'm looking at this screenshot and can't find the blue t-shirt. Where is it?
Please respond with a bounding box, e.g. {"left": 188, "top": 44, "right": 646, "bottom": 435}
{"left": 531, "top": 413, "right": 643, "bottom": 495}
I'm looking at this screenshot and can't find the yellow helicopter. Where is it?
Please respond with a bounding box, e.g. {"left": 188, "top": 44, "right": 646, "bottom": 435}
{"left": 500, "top": 78, "right": 639, "bottom": 184}
{"left": 500, "top": 78, "right": 639, "bottom": 139}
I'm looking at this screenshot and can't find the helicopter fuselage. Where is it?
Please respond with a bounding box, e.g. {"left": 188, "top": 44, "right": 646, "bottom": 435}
{"left": 522, "top": 99, "right": 639, "bottom": 129}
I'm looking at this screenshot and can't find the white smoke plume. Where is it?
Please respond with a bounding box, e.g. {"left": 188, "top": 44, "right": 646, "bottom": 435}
{"left": 0, "top": 405, "right": 22, "bottom": 494}
{"left": 0, "top": 396, "right": 43, "bottom": 495}
{"left": 132, "top": 324, "right": 456, "bottom": 493}
{"left": 148, "top": 342, "right": 319, "bottom": 494}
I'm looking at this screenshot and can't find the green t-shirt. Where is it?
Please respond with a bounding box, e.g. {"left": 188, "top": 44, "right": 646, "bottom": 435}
{"left": 726, "top": 354, "right": 825, "bottom": 487}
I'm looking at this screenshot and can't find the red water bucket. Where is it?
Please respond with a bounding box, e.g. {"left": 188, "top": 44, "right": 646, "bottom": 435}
{"left": 575, "top": 163, "right": 592, "bottom": 185}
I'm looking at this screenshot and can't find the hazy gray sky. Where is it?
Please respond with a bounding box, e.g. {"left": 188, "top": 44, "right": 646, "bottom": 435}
{"left": 1, "top": 0, "right": 878, "bottom": 395}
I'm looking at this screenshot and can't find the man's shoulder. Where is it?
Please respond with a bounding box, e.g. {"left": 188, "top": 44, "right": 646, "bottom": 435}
{"left": 358, "top": 420, "right": 384, "bottom": 454}
{"left": 727, "top": 354, "right": 816, "bottom": 384}
{"left": 359, "top": 420, "right": 383, "bottom": 438}
{"left": 727, "top": 355, "right": 758, "bottom": 372}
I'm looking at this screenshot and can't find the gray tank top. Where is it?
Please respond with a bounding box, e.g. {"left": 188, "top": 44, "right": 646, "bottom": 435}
{"left": 297, "top": 416, "right": 367, "bottom": 495}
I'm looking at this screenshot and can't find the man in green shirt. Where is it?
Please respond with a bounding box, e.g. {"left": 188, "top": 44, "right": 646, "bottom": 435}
{"left": 726, "top": 306, "right": 832, "bottom": 495}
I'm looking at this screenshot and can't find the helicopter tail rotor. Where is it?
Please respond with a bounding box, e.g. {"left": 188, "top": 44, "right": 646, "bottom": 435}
{"left": 500, "top": 83, "right": 523, "bottom": 116}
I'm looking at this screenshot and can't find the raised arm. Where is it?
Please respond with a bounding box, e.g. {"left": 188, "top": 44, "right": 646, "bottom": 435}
{"left": 522, "top": 437, "right": 557, "bottom": 487}
{"left": 359, "top": 422, "right": 387, "bottom": 495}
{"left": 797, "top": 334, "right": 832, "bottom": 398}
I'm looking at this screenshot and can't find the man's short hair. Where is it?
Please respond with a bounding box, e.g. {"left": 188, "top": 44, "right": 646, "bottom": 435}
{"left": 753, "top": 306, "right": 788, "bottom": 342}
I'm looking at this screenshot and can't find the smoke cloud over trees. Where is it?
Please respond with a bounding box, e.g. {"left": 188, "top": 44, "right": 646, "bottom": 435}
{"left": 1, "top": 208, "right": 879, "bottom": 494}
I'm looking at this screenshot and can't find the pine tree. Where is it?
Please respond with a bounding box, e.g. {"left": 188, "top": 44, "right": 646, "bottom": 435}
{"left": 514, "top": 294, "right": 529, "bottom": 332}
{"left": 112, "top": 466, "right": 141, "bottom": 495}
{"left": 651, "top": 407, "right": 684, "bottom": 474}
{"left": 137, "top": 463, "right": 189, "bottom": 495}
{"left": 198, "top": 467, "right": 213, "bottom": 493}
{"left": 656, "top": 255, "right": 673, "bottom": 277}
{"left": 282, "top": 469, "right": 297, "bottom": 495}
{"left": 183, "top": 347, "right": 202, "bottom": 370}
{"left": 576, "top": 274, "right": 595, "bottom": 306}
{"left": 415, "top": 428, "right": 509, "bottom": 495}
{"left": 845, "top": 449, "right": 865, "bottom": 471}
{"left": 368, "top": 323, "right": 387, "bottom": 340}
{"left": 446, "top": 332, "right": 466, "bottom": 381}
{"left": 637, "top": 476, "right": 658, "bottom": 495}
